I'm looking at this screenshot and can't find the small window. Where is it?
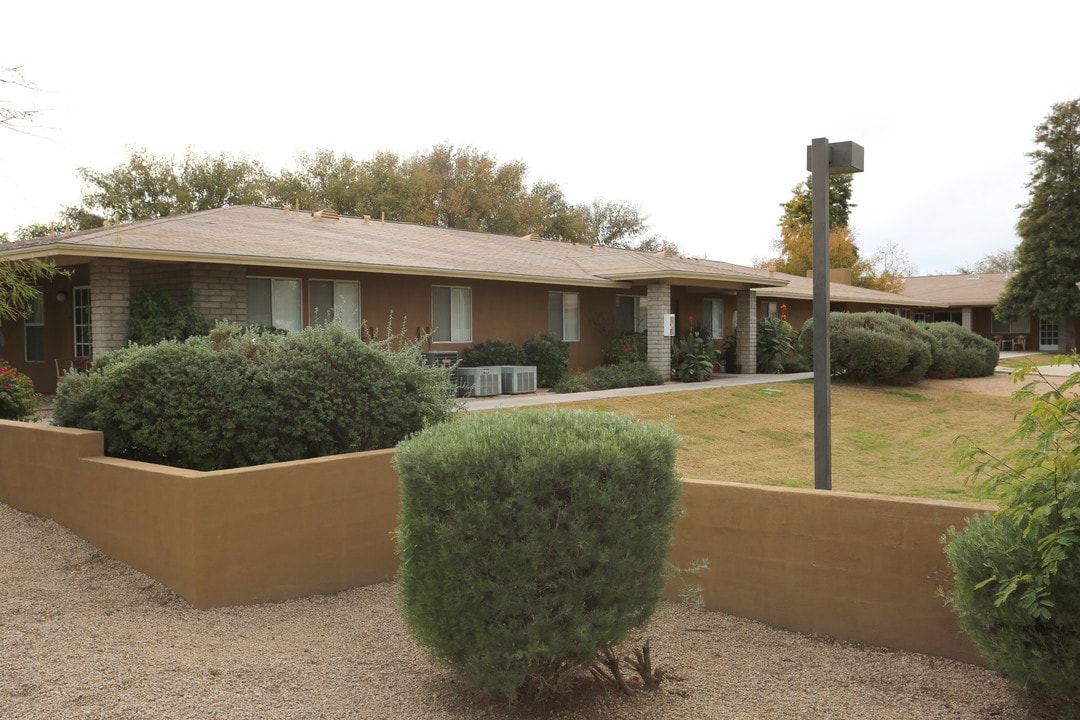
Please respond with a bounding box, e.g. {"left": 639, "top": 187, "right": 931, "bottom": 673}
{"left": 616, "top": 295, "right": 647, "bottom": 333}
{"left": 913, "top": 312, "right": 927, "bottom": 323}
{"left": 991, "top": 315, "right": 1031, "bottom": 334}
{"left": 309, "top": 280, "right": 360, "bottom": 335}
{"left": 933, "top": 310, "right": 963, "bottom": 325}
{"left": 702, "top": 299, "right": 724, "bottom": 338}
{"left": 73, "top": 286, "right": 92, "bottom": 357}
{"left": 25, "top": 291, "right": 44, "bottom": 362}
{"left": 760, "top": 301, "right": 779, "bottom": 319}
{"left": 247, "top": 277, "right": 302, "bottom": 332}
{"left": 549, "top": 292, "right": 580, "bottom": 342}
{"left": 432, "top": 286, "right": 472, "bottom": 343}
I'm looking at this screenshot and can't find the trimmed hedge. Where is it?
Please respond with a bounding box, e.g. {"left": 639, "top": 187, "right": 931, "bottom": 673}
{"left": 52, "top": 323, "right": 460, "bottom": 470}
{"left": 804, "top": 312, "right": 933, "bottom": 385}
{"left": 394, "top": 409, "right": 681, "bottom": 699}
{"left": 554, "top": 360, "right": 665, "bottom": 393}
{"left": 523, "top": 330, "right": 570, "bottom": 388}
{"left": 460, "top": 338, "right": 527, "bottom": 368}
{"left": 919, "top": 321, "right": 999, "bottom": 378}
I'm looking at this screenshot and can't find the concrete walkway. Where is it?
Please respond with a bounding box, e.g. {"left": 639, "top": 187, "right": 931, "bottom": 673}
{"left": 465, "top": 371, "right": 813, "bottom": 411}
{"left": 466, "top": 351, "right": 1079, "bottom": 411}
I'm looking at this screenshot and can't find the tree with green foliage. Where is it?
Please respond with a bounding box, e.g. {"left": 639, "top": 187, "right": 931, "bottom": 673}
{"left": 0, "top": 258, "right": 64, "bottom": 322}
{"left": 956, "top": 247, "right": 1019, "bottom": 275}
{"left": 762, "top": 174, "right": 913, "bottom": 292}
{"left": 79, "top": 147, "right": 270, "bottom": 222}
{"left": 997, "top": 98, "right": 1080, "bottom": 349}
{"left": 946, "top": 360, "right": 1080, "bottom": 712}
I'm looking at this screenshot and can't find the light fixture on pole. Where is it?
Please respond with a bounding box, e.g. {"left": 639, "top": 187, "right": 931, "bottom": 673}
{"left": 807, "top": 138, "right": 864, "bottom": 491}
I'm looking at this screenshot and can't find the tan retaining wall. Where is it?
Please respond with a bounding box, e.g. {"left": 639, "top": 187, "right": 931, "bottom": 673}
{"left": 0, "top": 420, "right": 986, "bottom": 664}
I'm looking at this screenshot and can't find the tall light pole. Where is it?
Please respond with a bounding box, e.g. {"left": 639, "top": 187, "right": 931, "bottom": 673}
{"left": 808, "top": 139, "right": 864, "bottom": 491}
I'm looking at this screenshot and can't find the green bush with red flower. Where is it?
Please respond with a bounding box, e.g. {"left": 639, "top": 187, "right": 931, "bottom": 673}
{"left": 0, "top": 360, "right": 39, "bottom": 421}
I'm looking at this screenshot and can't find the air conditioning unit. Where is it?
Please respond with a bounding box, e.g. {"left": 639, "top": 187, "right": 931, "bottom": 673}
{"left": 456, "top": 366, "right": 503, "bottom": 397}
{"left": 421, "top": 350, "right": 458, "bottom": 368}
{"left": 501, "top": 365, "right": 537, "bottom": 394}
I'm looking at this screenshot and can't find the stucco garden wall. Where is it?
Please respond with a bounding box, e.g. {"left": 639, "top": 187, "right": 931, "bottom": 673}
{"left": 0, "top": 420, "right": 985, "bottom": 665}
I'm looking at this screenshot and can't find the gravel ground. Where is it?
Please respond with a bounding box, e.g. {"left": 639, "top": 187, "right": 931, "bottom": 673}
{"left": 0, "top": 501, "right": 1036, "bottom": 720}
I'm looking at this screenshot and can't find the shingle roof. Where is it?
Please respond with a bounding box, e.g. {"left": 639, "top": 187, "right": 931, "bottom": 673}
{"left": 900, "top": 273, "right": 1010, "bottom": 306}
{"left": 0, "top": 205, "right": 787, "bottom": 290}
{"left": 755, "top": 271, "right": 944, "bottom": 307}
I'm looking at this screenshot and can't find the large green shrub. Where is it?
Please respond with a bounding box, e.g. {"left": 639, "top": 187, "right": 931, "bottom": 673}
{"left": 804, "top": 312, "right": 933, "bottom": 385}
{"left": 127, "top": 283, "right": 211, "bottom": 345}
{"left": 52, "top": 323, "right": 460, "bottom": 470}
{"left": 553, "top": 360, "right": 664, "bottom": 393}
{"left": 756, "top": 317, "right": 794, "bottom": 373}
{"left": 394, "top": 409, "right": 682, "bottom": 699}
{"left": 919, "top": 321, "right": 999, "bottom": 378}
{"left": 673, "top": 328, "right": 717, "bottom": 382}
{"left": 523, "top": 330, "right": 570, "bottom": 387}
{"left": 0, "top": 360, "right": 38, "bottom": 421}
{"left": 946, "top": 362, "right": 1080, "bottom": 712}
{"left": 459, "top": 338, "right": 527, "bottom": 367}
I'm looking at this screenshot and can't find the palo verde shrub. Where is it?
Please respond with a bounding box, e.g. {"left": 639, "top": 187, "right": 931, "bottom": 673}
{"left": 459, "top": 338, "right": 527, "bottom": 367}
{"left": 0, "top": 360, "right": 38, "bottom": 421}
{"left": 946, "top": 362, "right": 1080, "bottom": 713}
{"left": 805, "top": 312, "right": 933, "bottom": 385}
{"left": 394, "top": 409, "right": 681, "bottom": 699}
{"left": 53, "top": 322, "right": 459, "bottom": 470}
{"left": 553, "top": 360, "right": 664, "bottom": 393}
{"left": 919, "top": 321, "right": 999, "bottom": 378}
{"left": 523, "top": 330, "right": 570, "bottom": 387}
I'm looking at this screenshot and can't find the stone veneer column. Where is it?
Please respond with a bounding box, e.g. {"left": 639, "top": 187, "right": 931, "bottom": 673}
{"left": 646, "top": 282, "right": 672, "bottom": 379}
{"left": 89, "top": 258, "right": 131, "bottom": 355}
{"left": 191, "top": 263, "right": 248, "bottom": 324}
{"left": 736, "top": 290, "right": 757, "bottom": 374}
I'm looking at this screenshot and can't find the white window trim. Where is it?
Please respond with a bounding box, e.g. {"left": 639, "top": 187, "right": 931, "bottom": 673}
{"left": 549, "top": 291, "right": 580, "bottom": 342}
{"left": 703, "top": 298, "right": 724, "bottom": 338}
{"left": 432, "top": 285, "right": 473, "bottom": 343}
{"left": 25, "top": 289, "right": 44, "bottom": 363}
{"left": 248, "top": 276, "right": 303, "bottom": 332}
{"left": 73, "top": 285, "right": 92, "bottom": 357}
{"left": 308, "top": 278, "right": 361, "bottom": 335}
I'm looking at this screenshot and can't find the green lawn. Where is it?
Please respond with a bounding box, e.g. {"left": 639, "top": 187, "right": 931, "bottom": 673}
{"left": 523, "top": 377, "right": 1027, "bottom": 503}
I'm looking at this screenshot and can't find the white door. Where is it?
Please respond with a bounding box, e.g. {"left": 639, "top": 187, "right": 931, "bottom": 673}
{"left": 1039, "top": 318, "right": 1059, "bottom": 351}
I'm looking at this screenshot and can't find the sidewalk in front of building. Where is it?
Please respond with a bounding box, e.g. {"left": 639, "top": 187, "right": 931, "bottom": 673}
{"left": 467, "top": 351, "right": 1080, "bottom": 412}
{"left": 464, "top": 371, "right": 813, "bottom": 411}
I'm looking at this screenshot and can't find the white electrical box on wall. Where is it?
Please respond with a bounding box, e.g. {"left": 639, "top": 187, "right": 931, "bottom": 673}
{"left": 664, "top": 314, "right": 676, "bottom": 337}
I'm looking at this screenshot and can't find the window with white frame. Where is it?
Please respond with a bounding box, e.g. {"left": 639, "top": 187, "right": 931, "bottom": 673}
{"left": 615, "top": 295, "right": 647, "bottom": 333}
{"left": 247, "top": 277, "right": 302, "bottom": 332}
{"left": 73, "top": 286, "right": 92, "bottom": 357}
{"left": 25, "top": 291, "right": 44, "bottom": 362}
{"left": 432, "top": 286, "right": 472, "bottom": 343}
{"left": 549, "top": 292, "right": 580, "bottom": 342}
{"left": 913, "top": 312, "right": 927, "bottom": 323}
{"left": 702, "top": 299, "right": 724, "bottom": 338}
{"left": 760, "top": 301, "right": 779, "bottom": 319}
{"left": 309, "top": 280, "right": 360, "bottom": 335}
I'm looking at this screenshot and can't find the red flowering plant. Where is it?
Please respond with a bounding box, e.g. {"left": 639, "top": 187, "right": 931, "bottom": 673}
{"left": 0, "top": 360, "right": 39, "bottom": 421}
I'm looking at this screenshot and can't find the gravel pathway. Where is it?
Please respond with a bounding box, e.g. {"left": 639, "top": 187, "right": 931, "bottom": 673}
{"left": 1, "top": 501, "right": 1033, "bottom": 720}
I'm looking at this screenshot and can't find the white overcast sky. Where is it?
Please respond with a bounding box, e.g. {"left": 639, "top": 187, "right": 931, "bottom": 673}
{"left": 1, "top": 1, "right": 1078, "bottom": 275}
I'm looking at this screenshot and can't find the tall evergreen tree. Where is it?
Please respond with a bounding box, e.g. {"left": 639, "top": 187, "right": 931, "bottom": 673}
{"left": 997, "top": 98, "right": 1080, "bottom": 344}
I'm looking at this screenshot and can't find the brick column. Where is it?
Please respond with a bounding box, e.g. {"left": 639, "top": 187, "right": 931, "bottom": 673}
{"left": 736, "top": 290, "right": 757, "bottom": 374}
{"left": 646, "top": 282, "right": 672, "bottom": 379}
{"left": 89, "top": 258, "right": 131, "bottom": 355}
{"left": 192, "top": 263, "right": 248, "bottom": 324}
